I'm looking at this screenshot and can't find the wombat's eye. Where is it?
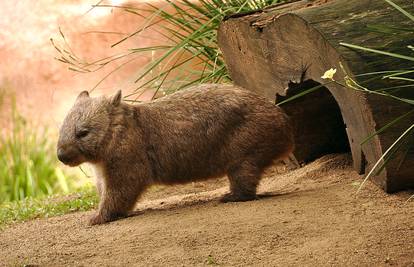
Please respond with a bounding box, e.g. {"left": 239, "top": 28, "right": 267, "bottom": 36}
{"left": 76, "top": 129, "right": 89, "bottom": 139}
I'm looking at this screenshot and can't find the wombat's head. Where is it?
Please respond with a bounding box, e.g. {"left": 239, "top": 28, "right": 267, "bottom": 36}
{"left": 57, "top": 90, "right": 122, "bottom": 166}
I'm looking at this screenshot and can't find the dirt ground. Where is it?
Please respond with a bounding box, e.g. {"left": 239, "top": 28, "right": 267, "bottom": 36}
{"left": 1, "top": 154, "right": 413, "bottom": 267}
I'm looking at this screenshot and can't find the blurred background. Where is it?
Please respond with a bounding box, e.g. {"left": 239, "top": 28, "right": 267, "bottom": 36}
{"left": 0, "top": 0, "right": 165, "bottom": 202}
{"left": 0, "top": 0, "right": 160, "bottom": 125}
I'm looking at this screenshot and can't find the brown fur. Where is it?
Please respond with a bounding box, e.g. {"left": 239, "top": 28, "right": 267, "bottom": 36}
{"left": 57, "top": 84, "right": 294, "bottom": 225}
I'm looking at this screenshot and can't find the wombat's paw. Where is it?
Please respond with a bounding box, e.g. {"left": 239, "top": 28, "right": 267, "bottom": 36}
{"left": 88, "top": 212, "right": 128, "bottom": 225}
{"left": 88, "top": 214, "right": 104, "bottom": 226}
{"left": 88, "top": 214, "right": 109, "bottom": 226}
{"left": 220, "top": 193, "right": 258, "bottom": 203}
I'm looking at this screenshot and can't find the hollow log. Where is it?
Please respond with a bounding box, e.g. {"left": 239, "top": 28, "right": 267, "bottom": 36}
{"left": 218, "top": 0, "right": 414, "bottom": 192}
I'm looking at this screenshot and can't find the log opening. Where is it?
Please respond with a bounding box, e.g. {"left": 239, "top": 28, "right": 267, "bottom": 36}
{"left": 277, "top": 79, "right": 350, "bottom": 164}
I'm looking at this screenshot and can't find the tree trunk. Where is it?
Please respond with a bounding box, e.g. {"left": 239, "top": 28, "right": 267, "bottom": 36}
{"left": 218, "top": 0, "right": 414, "bottom": 192}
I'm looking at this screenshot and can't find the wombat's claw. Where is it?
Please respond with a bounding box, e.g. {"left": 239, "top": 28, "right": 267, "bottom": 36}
{"left": 283, "top": 153, "right": 300, "bottom": 170}
{"left": 88, "top": 214, "right": 107, "bottom": 226}
{"left": 89, "top": 212, "right": 128, "bottom": 225}
{"left": 220, "top": 193, "right": 258, "bottom": 203}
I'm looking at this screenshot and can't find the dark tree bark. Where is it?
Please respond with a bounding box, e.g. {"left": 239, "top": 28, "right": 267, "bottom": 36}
{"left": 218, "top": 0, "right": 414, "bottom": 192}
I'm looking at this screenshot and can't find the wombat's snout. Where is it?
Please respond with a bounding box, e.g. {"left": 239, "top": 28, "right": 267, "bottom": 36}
{"left": 57, "top": 147, "right": 81, "bottom": 166}
{"left": 57, "top": 148, "right": 71, "bottom": 164}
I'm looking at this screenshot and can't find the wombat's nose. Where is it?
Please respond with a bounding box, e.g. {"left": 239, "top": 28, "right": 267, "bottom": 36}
{"left": 57, "top": 148, "right": 70, "bottom": 164}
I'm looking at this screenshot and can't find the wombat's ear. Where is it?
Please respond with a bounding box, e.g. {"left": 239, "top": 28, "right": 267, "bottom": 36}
{"left": 76, "top": 91, "right": 89, "bottom": 101}
{"left": 111, "top": 90, "right": 122, "bottom": 106}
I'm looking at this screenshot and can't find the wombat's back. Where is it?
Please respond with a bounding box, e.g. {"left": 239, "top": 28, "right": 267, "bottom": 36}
{"left": 136, "top": 84, "right": 294, "bottom": 184}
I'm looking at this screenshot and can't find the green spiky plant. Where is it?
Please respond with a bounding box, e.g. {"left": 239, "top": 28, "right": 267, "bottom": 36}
{"left": 318, "top": 63, "right": 413, "bottom": 193}
{"left": 0, "top": 92, "right": 75, "bottom": 203}
{"left": 52, "top": 0, "right": 282, "bottom": 99}
{"left": 330, "top": 0, "right": 414, "bottom": 193}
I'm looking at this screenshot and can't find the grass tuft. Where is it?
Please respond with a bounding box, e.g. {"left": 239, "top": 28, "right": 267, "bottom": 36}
{"left": 0, "top": 188, "right": 98, "bottom": 228}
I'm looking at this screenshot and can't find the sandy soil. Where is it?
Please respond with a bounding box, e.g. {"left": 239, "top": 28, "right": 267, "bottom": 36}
{"left": 1, "top": 154, "right": 413, "bottom": 266}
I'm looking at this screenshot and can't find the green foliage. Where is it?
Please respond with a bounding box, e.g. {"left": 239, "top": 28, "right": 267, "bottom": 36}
{"left": 339, "top": 0, "right": 414, "bottom": 191}
{"left": 276, "top": 0, "right": 413, "bottom": 193}
{"left": 52, "top": 0, "right": 282, "bottom": 98}
{"left": 205, "top": 254, "right": 218, "bottom": 265}
{"left": 0, "top": 188, "right": 98, "bottom": 228}
{"left": 0, "top": 94, "right": 75, "bottom": 203}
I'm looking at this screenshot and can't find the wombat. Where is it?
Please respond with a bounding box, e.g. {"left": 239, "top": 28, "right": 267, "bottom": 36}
{"left": 57, "top": 84, "right": 294, "bottom": 225}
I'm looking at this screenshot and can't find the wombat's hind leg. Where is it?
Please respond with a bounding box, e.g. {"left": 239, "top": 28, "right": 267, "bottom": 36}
{"left": 89, "top": 185, "right": 144, "bottom": 225}
{"left": 221, "top": 162, "right": 262, "bottom": 203}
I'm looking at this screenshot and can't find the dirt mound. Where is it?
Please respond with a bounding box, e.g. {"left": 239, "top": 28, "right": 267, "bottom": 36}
{"left": 1, "top": 154, "right": 413, "bottom": 266}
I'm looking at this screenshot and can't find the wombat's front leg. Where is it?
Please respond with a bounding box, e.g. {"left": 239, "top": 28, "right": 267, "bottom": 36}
{"left": 221, "top": 161, "right": 262, "bottom": 202}
{"left": 89, "top": 183, "right": 144, "bottom": 225}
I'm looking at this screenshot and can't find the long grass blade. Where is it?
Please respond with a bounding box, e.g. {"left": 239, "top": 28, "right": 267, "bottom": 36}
{"left": 357, "top": 123, "right": 414, "bottom": 193}
{"left": 361, "top": 109, "right": 414, "bottom": 145}
{"left": 340, "top": 42, "right": 414, "bottom": 62}
{"left": 384, "top": 0, "right": 414, "bottom": 22}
